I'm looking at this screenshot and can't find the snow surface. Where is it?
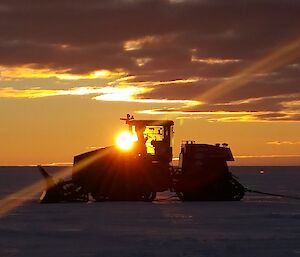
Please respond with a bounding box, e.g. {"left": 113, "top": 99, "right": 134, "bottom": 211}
{"left": 0, "top": 166, "right": 299, "bottom": 257}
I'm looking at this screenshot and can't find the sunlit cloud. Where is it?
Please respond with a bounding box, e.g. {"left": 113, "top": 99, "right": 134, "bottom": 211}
{"left": 174, "top": 116, "right": 252, "bottom": 122}
{"left": 115, "top": 75, "right": 136, "bottom": 82}
{"left": 123, "top": 36, "right": 159, "bottom": 51}
{"left": 0, "top": 86, "right": 105, "bottom": 98}
{"left": 123, "top": 99, "right": 199, "bottom": 104}
{"left": 236, "top": 154, "right": 300, "bottom": 158}
{"left": 135, "top": 57, "right": 152, "bottom": 67}
{"left": 138, "top": 108, "right": 300, "bottom": 122}
{"left": 0, "top": 86, "right": 150, "bottom": 100}
{"left": 94, "top": 86, "right": 150, "bottom": 101}
{"left": 187, "top": 113, "right": 299, "bottom": 122}
{"left": 143, "top": 78, "right": 200, "bottom": 86}
{"left": 0, "top": 65, "right": 124, "bottom": 80}
{"left": 94, "top": 86, "right": 200, "bottom": 105}
{"left": 191, "top": 57, "right": 241, "bottom": 64}
{"left": 111, "top": 77, "right": 200, "bottom": 87}
{"left": 140, "top": 110, "right": 255, "bottom": 115}
{"left": 282, "top": 100, "right": 300, "bottom": 108}
{"left": 0, "top": 86, "right": 201, "bottom": 106}
{"left": 139, "top": 109, "right": 260, "bottom": 121}
{"left": 177, "top": 154, "right": 300, "bottom": 160}
{"left": 190, "top": 48, "right": 241, "bottom": 64}
{"left": 206, "top": 115, "right": 267, "bottom": 122}
{"left": 267, "top": 141, "right": 300, "bottom": 145}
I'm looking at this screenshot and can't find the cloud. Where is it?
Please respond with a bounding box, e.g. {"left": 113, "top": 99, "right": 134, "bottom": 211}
{"left": 191, "top": 57, "right": 241, "bottom": 64}
{"left": 123, "top": 36, "right": 160, "bottom": 51}
{"left": 93, "top": 86, "right": 199, "bottom": 104}
{"left": 1, "top": 1, "right": 299, "bottom": 74}
{"left": 138, "top": 93, "right": 300, "bottom": 122}
{"left": 1, "top": 0, "right": 300, "bottom": 121}
{"left": 267, "top": 141, "right": 300, "bottom": 145}
{"left": 236, "top": 154, "right": 300, "bottom": 159}
{"left": 0, "top": 86, "right": 200, "bottom": 106}
{"left": 139, "top": 109, "right": 263, "bottom": 122}
{"left": 0, "top": 86, "right": 106, "bottom": 98}
{"left": 0, "top": 65, "right": 124, "bottom": 80}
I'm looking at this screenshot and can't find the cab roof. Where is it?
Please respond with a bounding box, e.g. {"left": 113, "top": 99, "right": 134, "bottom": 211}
{"left": 126, "top": 119, "right": 174, "bottom": 127}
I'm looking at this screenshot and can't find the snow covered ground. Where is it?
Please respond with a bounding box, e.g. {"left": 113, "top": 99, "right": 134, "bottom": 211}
{"left": 0, "top": 166, "right": 299, "bottom": 257}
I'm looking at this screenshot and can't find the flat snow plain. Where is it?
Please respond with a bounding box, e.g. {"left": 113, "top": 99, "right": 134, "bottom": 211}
{"left": 0, "top": 166, "right": 299, "bottom": 257}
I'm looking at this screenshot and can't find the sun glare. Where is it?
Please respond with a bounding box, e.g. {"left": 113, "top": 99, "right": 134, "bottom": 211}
{"left": 116, "top": 131, "right": 135, "bottom": 151}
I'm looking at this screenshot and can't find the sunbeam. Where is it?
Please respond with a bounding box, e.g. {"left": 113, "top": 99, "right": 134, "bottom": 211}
{"left": 200, "top": 36, "right": 300, "bottom": 102}
{"left": 0, "top": 148, "right": 110, "bottom": 218}
{"left": 145, "top": 36, "right": 300, "bottom": 121}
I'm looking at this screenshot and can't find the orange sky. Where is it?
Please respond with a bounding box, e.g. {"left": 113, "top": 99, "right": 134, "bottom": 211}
{"left": 0, "top": 1, "right": 299, "bottom": 166}
{"left": 0, "top": 82, "right": 299, "bottom": 166}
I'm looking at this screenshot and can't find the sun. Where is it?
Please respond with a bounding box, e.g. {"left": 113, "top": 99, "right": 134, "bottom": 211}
{"left": 116, "top": 131, "right": 135, "bottom": 151}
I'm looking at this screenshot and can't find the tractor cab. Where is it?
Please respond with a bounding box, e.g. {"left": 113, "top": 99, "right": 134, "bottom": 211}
{"left": 121, "top": 115, "right": 174, "bottom": 164}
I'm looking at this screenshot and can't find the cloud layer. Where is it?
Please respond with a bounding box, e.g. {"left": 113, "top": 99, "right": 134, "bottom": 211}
{"left": 1, "top": 0, "right": 300, "bottom": 121}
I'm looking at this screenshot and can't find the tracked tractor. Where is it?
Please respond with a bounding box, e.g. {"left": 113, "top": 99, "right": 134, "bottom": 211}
{"left": 39, "top": 114, "right": 244, "bottom": 203}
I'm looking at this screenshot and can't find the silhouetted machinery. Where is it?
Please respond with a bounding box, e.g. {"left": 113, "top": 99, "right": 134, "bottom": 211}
{"left": 39, "top": 114, "right": 245, "bottom": 203}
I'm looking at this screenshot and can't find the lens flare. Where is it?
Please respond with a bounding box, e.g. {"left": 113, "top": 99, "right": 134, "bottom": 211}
{"left": 0, "top": 148, "right": 110, "bottom": 218}
{"left": 116, "top": 131, "right": 135, "bottom": 151}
